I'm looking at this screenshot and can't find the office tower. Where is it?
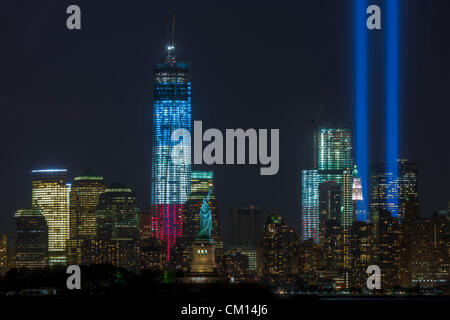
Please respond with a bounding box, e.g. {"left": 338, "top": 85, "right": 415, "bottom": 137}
{"left": 372, "top": 209, "right": 401, "bottom": 288}
{"left": 83, "top": 183, "right": 140, "bottom": 270}
{"left": 370, "top": 159, "right": 419, "bottom": 221}
{"left": 302, "top": 127, "right": 354, "bottom": 243}
{"left": 298, "top": 238, "right": 321, "bottom": 284}
{"left": 67, "top": 169, "right": 105, "bottom": 265}
{"left": 349, "top": 221, "right": 374, "bottom": 289}
{"left": 316, "top": 127, "right": 354, "bottom": 227}
{"left": 321, "top": 223, "right": 351, "bottom": 273}
{"left": 224, "top": 250, "right": 250, "bottom": 283}
{"left": 302, "top": 170, "right": 319, "bottom": 243}
{"left": 96, "top": 183, "right": 140, "bottom": 241}
{"left": 14, "top": 209, "right": 48, "bottom": 268}
{"left": 261, "top": 212, "right": 295, "bottom": 286}
{"left": 228, "top": 205, "right": 264, "bottom": 248}
{"left": 0, "top": 235, "right": 7, "bottom": 275}
{"left": 399, "top": 198, "right": 420, "bottom": 288}
{"left": 151, "top": 19, "right": 191, "bottom": 261}
{"left": 411, "top": 218, "right": 434, "bottom": 288}
{"left": 31, "top": 169, "right": 70, "bottom": 265}
{"left": 318, "top": 181, "right": 341, "bottom": 243}
{"left": 411, "top": 213, "right": 450, "bottom": 288}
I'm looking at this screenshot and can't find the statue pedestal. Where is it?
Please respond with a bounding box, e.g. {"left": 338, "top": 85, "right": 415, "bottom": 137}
{"left": 176, "top": 238, "right": 223, "bottom": 284}
{"left": 190, "top": 239, "right": 217, "bottom": 273}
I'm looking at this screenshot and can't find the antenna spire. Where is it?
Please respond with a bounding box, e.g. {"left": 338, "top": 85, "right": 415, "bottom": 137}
{"left": 166, "top": 13, "right": 176, "bottom": 63}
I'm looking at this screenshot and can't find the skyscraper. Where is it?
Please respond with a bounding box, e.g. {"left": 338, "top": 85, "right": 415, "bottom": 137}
{"left": 83, "top": 183, "right": 140, "bottom": 270}
{"left": 302, "top": 127, "right": 355, "bottom": 244}
{"left": 228, "top": 205, "right": 264, "bottom": 249}
{"left": 370, "top": 159, "right": 419, "bottom": 221}
{"left": 302, "top": 170, "right": 320, "bottom": 243}
{"left": 96, "top": 183, "right": 140, "bottom": 241}
{"left": 67, "top": 169, "right": 105, "bottom": 265}
{"left": 151, "top": 17, "right": 191, "bottom": 260}
{"left": 31, "top": 169, "right": 70, "bottom": 265}
{"left": 261, "top": 212, "right": 296, "bottom": 286}
{"left": 318, "top": 181, "right": 341, "bottom": 243}
{"left": 316, "top": 127, "right": 354, "bottom": 227}
{"left": 14, "top": 209, "right": 48, "bottom": 268}
{"left": 372, "top": 209, "right": 401, "bottom": 288}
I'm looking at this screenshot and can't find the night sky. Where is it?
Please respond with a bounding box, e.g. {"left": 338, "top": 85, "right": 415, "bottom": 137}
{"left": 0, "top": 0, "right": 449, "bottom": 237}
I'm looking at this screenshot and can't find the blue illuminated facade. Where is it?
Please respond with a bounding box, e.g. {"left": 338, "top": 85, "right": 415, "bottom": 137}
{"left": 151, "top": 46, "right": 191, "bottom": 259}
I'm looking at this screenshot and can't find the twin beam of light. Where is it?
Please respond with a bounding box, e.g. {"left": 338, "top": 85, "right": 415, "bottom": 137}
{"left": 354, "top": 0, "right": 369, "bottom": 220}
{"left": 386, "top": 0, "right": 400, "bottom": 217}
{"left": 355, "top": 0, "right": 400, "bottom": 219}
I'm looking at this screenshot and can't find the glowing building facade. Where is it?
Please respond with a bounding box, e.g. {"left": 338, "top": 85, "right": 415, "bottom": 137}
{"left": 302, "top": 170, "right": 320, "bottom": 243}
{"left": 303, "top": 127, "right": 354, "bottom": 243}
{"left": 67, "top": 169, "right": 105, "bottom": 265}
{"left": 151, "top": 42, "right": 191, "bottom": 260}
{"left": 31, "top": 169, "right": 70, "bottom": 265}
{"left": 316, "top": 127, "right": 354, "bottom": 227}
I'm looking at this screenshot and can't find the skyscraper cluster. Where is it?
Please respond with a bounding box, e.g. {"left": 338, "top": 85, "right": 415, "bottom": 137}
{"left": 0, "top": 29, "right": 448, "bottom": 295}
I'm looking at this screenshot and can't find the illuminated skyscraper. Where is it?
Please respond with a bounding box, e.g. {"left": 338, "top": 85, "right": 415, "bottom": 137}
{"left": 316, "top": 127, "right": 354, "bottom": 227}
{"left": 370, "top": 159, "right": 418, "bottom": 221}
{"left": 14, "top": 209, "right": 48, "bottom": 268}
{"left": 302, "top": 170, "right": 319, "bottom": 243}
{"left": 303, "top": 127, "right": 354, "bottom": 243}
{"left": 67, "top": 169, "right": 105, "bottom": 265}
{"left": 31, "top": 169, "right": 70, "bottom": 265}
{"left": 151, "top": 17, "right": 191, "bottom": 260}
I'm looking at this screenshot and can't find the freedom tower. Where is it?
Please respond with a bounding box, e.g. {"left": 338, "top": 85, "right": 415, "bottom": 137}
{"left": 151, "top": 15, "right": 191, "bottom": 260}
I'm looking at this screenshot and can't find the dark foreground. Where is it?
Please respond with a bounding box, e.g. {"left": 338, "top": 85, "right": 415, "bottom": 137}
{"left": 2, "top": 284, "right": 449, "bottom": 319}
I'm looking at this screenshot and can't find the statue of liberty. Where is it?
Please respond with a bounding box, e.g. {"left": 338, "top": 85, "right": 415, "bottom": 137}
{"left": 197, "top": 186, "right": 213, "bottom": 240}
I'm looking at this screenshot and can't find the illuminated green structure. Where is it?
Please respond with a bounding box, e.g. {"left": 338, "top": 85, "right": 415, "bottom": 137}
{"left": 316, "top": 127, "right": 354, "bottom": 228}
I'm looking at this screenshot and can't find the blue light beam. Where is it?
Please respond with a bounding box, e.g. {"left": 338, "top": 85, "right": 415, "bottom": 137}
{"left": 355, "top": 0, "right": 369, "bottom": 220}
{"left": 386, "top": 0, "right": 399, "bottom": 217}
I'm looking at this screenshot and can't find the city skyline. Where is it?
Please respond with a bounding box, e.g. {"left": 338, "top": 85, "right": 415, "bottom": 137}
{"left": 1, "top": 1, "right": 449, "bottom": 239}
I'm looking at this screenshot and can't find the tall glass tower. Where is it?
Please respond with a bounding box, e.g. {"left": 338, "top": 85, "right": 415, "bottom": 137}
{"left": 302, "top": 170, "right": 319, "bottom": 243}
{"left": 151, "top": 19, "right": 191, "bottom": 260}
{"left": 316, "top": 127, "right": 354, "bottom": 227}
{"left": 67, "top": 169, "right": 105, "bottom": 265}
{"left": 31, "top": 169, "right": 70, "bottom": 265}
